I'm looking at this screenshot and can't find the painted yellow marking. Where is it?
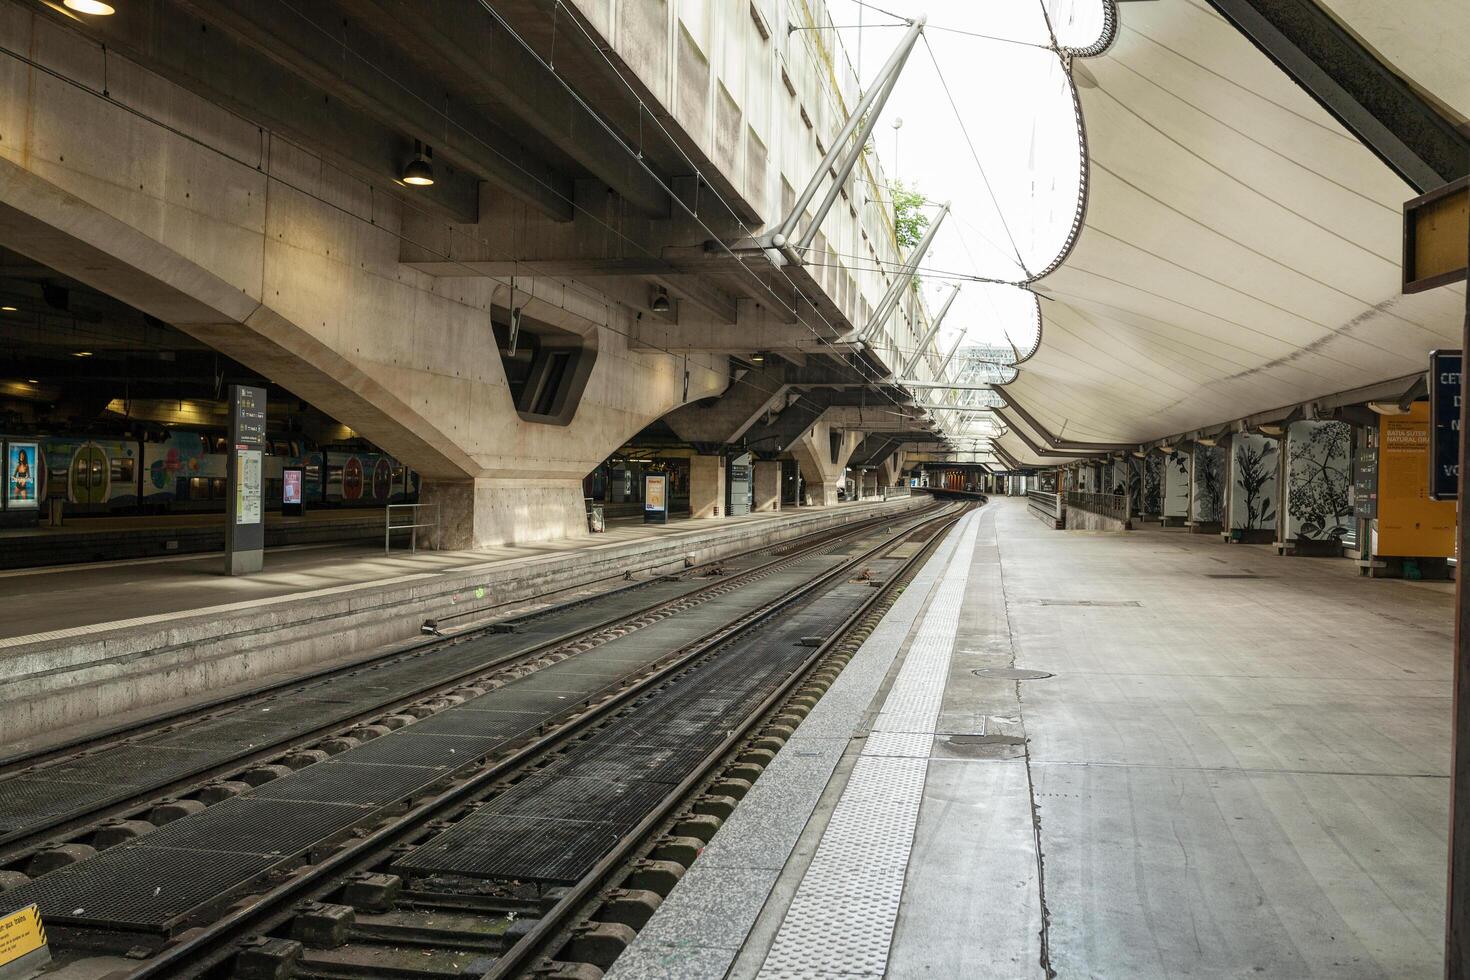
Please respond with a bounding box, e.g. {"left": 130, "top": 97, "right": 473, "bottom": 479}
{"left": 0, "top": 904, "right": 47, "bottom": 966}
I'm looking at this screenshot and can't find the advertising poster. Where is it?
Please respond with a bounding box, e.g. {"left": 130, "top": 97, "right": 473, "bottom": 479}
{"left": 644, "top": 473, "right": 668, "bottom": 524}
{"left": 1377, "top": 402, "right": 1455, "bottom": 557}
{"left": 6, "top": 441, "right": 39, "bottom": 510}
{"left": 1428, "top": 349, "right": 1461, "bottom": 500}
{"left": 283, "top": 468, "right": 303, "bottom": 505}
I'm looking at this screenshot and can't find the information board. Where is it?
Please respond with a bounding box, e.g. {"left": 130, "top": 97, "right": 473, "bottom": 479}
{"left": 1377, "top": 401, "right": 1456, "bottom": 557}
{"left": 1353, "top": 427, "right": 1378, "bottom": 520}
{"left": 0, "top": 903, "right": 48, "bottom": 972}
{"left": 643, "top": 473, "right": 668, "bottom": 524}
{"left": 226, "top": 384, "right": 266, "bottom": 575}
{"left": 1429, "top": 349, "right": 1461, "bottom": 500}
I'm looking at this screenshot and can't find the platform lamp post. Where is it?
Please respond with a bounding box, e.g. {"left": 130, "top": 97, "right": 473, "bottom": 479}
{"left": 1403, "top": 176, "right": 1469, "bottom": 977}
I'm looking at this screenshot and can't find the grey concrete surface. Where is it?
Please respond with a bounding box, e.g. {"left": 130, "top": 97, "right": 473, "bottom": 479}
{"left": 612, "top": 497, "right": 1452, "bottom": 978}
{"left": 0, "top": 497, "right": 925, "bottom": 744}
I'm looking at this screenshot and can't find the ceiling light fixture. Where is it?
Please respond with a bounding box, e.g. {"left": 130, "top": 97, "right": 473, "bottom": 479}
{"left": 649, "top": 286, "right": 671, "bottom": 314}
{"left": 72, "top": 350, "right": 93, "bottom": 357}
{"left": 64, "top": 0, "right": 115, "bottom": 13}
{"left": 26, "top": 379, "right": 39, "bottom": 384}
{"left": 401, "top": 141, "right": 434, "bottom": 186}
{"left": 0, "top": 306, "right": 15, "bottom": 312}
{"left": 1367, "top": 401, "right": 1412, "bottom": 416}
{"left": 750, "top": 352, "right": 765, "bottom": 363}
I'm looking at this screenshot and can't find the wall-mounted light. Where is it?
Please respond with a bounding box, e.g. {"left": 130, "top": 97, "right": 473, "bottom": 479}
{"left": 64, "top": 0, "right": 115, "bottom": 13}
{"left": 750, "top": 352, "right": 765, "bottom": 363}
{"left": 650, "top": 286, "right": 671, "bottom": 314}
{"left": 401, "top": 141, "right": 434, "bottom": 186}
{"left": 1367, "top": 401, "right": 1412, "bottom": 416}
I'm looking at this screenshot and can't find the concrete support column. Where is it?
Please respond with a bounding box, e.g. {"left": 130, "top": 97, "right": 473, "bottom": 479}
{"left": 753, "top": 460, "right": 782, "bottom": 512}
{"left": 420, "top": 477, "right": 588, "bottom": 550}
{"left": 862, "top": 468, "right": 879, "bottom": 498}
{"left": 689, "top": 455, "right": 727, "bottom": 519}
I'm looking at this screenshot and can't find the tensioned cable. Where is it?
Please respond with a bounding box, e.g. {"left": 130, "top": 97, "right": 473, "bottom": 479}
{"left": 846, "top": 0, "right": 1050, "bottom": 49}
{"left": 921, "top": 35, "right": 1032, "bottom": 279}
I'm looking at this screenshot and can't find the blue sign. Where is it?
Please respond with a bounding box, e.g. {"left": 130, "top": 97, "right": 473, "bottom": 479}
{"left": 1429, "top": 350, "right": 1461, "bottom": 501}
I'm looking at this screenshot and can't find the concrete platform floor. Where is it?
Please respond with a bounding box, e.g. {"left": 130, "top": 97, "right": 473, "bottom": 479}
{"left": 615, "top": 497, "right": 1452, "bottom": 979}
{"left": 0, "top": 503, "right": 880, "bottom": 643}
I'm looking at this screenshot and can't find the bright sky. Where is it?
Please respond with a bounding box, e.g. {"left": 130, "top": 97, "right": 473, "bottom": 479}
{"left": 823, "top": 0, "right": 1106, "bottom": 356}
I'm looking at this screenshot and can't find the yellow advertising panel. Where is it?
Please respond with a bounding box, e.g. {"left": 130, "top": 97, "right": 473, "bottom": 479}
{"left": 1377, "top": 402, "right": 1456, "bottom": 557}
{"left": 0, "top": 904, "right": 48, "bottom": 969}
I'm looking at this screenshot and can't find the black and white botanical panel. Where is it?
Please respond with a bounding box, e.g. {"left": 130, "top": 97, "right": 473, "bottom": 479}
{"left": 1230, "top": 433, "right": 1278, "bottom": 531}
{"left": 1191, "top": 446, "right": 1224, "bottom": 524}
{"left": 1143, "top": 455, "right": 1162, "bottom": 515}
{"left": 1163, "top": 450, "right": 1189, "bottom": 518}
{"left": 1286, "top": 420, "right": 1353, "bottom": 542}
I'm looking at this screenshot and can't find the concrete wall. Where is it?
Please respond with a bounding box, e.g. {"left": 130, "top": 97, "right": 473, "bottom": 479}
{"left": 0, "top": 5, "right": 728, "bottom": 547}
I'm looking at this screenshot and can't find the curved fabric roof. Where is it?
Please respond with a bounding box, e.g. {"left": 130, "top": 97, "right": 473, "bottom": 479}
{"left": 997, "top": 0, "right": 1467, "bottom": 465}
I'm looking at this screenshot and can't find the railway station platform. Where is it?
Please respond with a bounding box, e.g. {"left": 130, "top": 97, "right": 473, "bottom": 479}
{"left": 613, "top": 497, "right": 1452, "bottom": 979}
{"left": 0, "top": 509, "right": 387, "bottom": 570}
{"left": 1, "top": 494, "right": 926, "bottom": 750}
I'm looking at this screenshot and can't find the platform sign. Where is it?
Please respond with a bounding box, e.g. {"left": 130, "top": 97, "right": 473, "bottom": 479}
{"left": 0, "top": 904, "right": 49, "bottom": 975}
{"left": 1430, "top": 350, "right": 1462, "bottom": 500}
{"left": 1353, "top": 428, "right": 1378, "bottom": 520}
{"left": 4, "top": 441, "right": 38, "bottom": 510}
{"left": 643, "top": 473, "right": 668, "bottom": 524}
{"left": 226, "top": 384, "right": 266, "bottom": 575}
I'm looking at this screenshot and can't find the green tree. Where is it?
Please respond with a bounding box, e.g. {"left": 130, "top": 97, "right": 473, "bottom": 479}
{"left": 892, "top": 180, "right": 929, "bottom": 250}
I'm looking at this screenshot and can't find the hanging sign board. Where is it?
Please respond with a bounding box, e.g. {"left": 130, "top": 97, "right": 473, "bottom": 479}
{"left": 1403, "top": 176, "right": 1468, "bottom": 293}
{"left": 643, "top": 473, "right": 668, "bottom": 525}
{"left": 226, "top": 384, "right": 267, "bottom": 575}
{"left": 1377, "top": 401, "right": 1456, "bottom": 557}
{"left": 1429, "top": 349, "right": 1462, "bottom": 500}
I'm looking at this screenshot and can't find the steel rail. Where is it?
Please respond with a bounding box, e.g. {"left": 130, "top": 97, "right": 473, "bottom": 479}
{"left": 485, "top": 502, "right": 971, "bottom": 978}
{"left": 0, "top": 503, "right": 937, "bottom": 860}
{"left": 111, "top": 504, "right": 961, "bottom": 978}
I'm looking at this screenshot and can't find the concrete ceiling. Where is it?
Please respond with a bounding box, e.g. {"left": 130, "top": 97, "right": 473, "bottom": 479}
{"left": 997, "top": 0, "right": 1468, "bottom": 466}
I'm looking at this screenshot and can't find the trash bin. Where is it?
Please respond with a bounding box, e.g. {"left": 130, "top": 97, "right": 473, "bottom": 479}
{"left": 587, "top": 503, "right": 605, "bottom": 533}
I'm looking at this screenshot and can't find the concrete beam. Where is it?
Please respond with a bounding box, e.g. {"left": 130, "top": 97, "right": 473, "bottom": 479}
{"left": 339, "top": 0, "right": 670, "bottom": 217}
{"left": 179, "top": 0, "right": 574, "bottom": 220}
{"left": 664, "top": 364, "right": 790, "bottom": 446}
{"left": 29, "top": 0, "right": 480, "bottom": 222}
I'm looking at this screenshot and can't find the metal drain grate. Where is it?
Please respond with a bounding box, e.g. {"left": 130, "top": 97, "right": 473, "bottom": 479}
{"left": 394, "top": 814, "right": 618, "bottom": 885}
{"left": 251, "top": 762, "right": 438, "bottom": 807}
{"left": 0, "top": 845, "right": 278, "bottom": 933}
{"left": 140, "top": 798, "right": 371, "bottom": 856}
{"left": 0, "top": 776, "right": 132, "bottom": 834}
{"left": 345, "top": 733, "right": 500, "bottom": 768}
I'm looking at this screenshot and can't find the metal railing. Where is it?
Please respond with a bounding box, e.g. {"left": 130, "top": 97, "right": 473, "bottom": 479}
{"left": 1063, "top": 490, "right": 1130, "bottom": 523}
{"left": 385, "top": 502, "right": 441, "bottom": 554}
{"left": 1027, "top": 489, "right": 1063, "bottom": 527}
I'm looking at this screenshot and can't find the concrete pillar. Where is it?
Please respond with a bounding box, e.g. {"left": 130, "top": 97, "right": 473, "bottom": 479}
{"left": 689, "top": 455, "right": 727, "bottom": 519}
{"left": 752, "top": 460, "right": 782, "bottom": 512}
{"left": 862, "top": 468, "right": 879, "bottom": 498}
{"left": 790, "top": 419, "right": 864, "bottom": 508}
{"left": 421, "top": 477, "right": 587, "bottom": 550}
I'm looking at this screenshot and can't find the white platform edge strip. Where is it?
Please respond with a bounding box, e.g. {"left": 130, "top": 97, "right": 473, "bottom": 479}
{"left": 755, "top": 511, "right": 981, "bottom": 978}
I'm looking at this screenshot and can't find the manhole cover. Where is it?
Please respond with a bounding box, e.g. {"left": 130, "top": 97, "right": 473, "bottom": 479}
{"left": 972, "top": 667, "right": 1053, "bottom": 680}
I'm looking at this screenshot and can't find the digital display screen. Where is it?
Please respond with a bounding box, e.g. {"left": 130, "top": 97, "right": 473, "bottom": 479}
{"left": 283, "top": 468, "right": 303, "bottom": 505}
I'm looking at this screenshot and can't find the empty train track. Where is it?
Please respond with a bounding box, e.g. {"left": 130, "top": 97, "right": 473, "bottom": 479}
{"left": 0, "top": 499, "right": 970, "bottom": 977}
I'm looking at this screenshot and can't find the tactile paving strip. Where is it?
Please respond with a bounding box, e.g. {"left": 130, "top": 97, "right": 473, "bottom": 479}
{"left": 758, "top": 513, "right": 980, "bottom": 979}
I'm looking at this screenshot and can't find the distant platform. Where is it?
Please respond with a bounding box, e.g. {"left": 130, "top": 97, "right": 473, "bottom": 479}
{"left": 0, "top": 495, "right": 926, "bottom": 751}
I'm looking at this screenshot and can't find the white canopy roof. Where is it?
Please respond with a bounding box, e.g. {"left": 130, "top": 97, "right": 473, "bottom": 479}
{"left": 997, "top": 0, "right": 1467, "bottom": 465}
